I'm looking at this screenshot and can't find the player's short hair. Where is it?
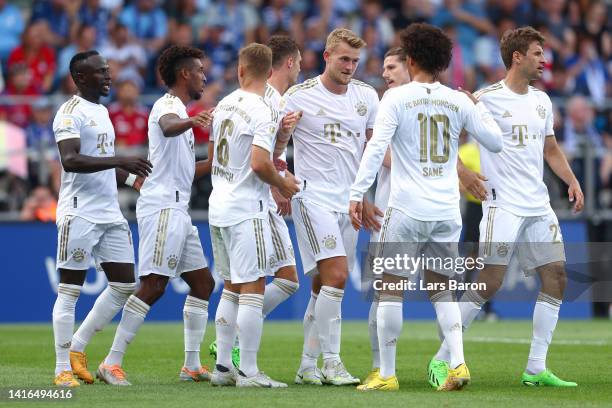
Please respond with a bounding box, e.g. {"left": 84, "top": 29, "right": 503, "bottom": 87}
{"left": 384, "top": 47, "right": 406, "bottom": 62}
{"left": 158, "top": 45, "right": 204, "bottom": 87}
{"left": 69, "top": 50, "right": 100, "bottom": 79}
{"left": 500, "top": 26, "right": 545, "bottom": 69}
{"left": 325, "top": 28, "right": 366, "bottom": 52}
{"left": 267, "top": 35, "right": 299, "bottom": 69}
{"left": 239, "top": 43, "right": 273, "bottom": 79}
{"left": 399, "top": 23, "right": 452, "bottom": 76}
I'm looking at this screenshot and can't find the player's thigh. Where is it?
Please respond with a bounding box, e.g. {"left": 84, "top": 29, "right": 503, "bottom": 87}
{"left": 268, "top": 210, "right": 296, "bottom": 275}
{"left": 291, "top": 199, "right": 345, "bottom": 276}
{"left": 96, "top": 220, "right": 135, "bottom": 282}
{"left": 226, "top": 218, "right": 273, "bottom": 284}
{"left": 137, "top": 209, "right": 189, "bottom": 279}
{"left": 210, "top": 224, "right": 231, "bottom": 282}
{"left": 519, "top": 208, "right": 566, "bottom": 273}
{"left": 177, "top": 224, "right": 209, "bottom": 276}
{"left": 56, "top": 215, "right": 102, "bottom": 271}
{"left": 420, "top": 218, "right": 463, "bottom": 280}
{"left": 479, "top": 206, "right": 522, "bottom": 266}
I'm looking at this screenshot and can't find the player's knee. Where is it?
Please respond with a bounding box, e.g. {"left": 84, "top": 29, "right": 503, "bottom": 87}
{"left": 541, "top": 262, "right": 567, "bottom": 296}
{"left": 325, "top": 270, "right": 348, "bottom": 289}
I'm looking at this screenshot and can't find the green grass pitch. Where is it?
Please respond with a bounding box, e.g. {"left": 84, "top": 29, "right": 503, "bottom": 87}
{"left": 1, "top": 320, "right": 610, "bottom": 407}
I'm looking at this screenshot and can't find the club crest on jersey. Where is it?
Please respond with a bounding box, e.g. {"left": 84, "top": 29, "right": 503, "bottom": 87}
{"left": 355, "top": 101, "right": 367, "bottom": 116}
{"left": 71, "top": 248, "right": 86, "bottom": 262}
{"left": 269, "top": 254, "right": 278, "bottom": 269}
{"left": 322, "top": 235, "right": 337, "bottom": 250}
{"left": 496, "top": 243, "right": 509, "bottom": 257}
{"left": 167, "top": 255, "right": 179, "bottom": 270}
{"left": 536, "top": 105, "right": 546, "bottom": 119}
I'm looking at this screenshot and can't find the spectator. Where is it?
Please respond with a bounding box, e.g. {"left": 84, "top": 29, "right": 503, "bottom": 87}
{"left": 431, "top": 0, "right": 495, "bottom": 72}
{"left": 534, "top": 0, "right": 575, "bottom": 59}
{"left": 119, "top": 0, "right": 169, "bottom": 55}
{"left": 57, "top": 24, "right": 97, "bottom": 84}
{"left": 108, "top": 79, "right": 149, "bottom": 147}
{"left": 0, "top": 0, "right": 25, "bottom": 62}
{"left": 0, "top": 118, "right": 28, "bottom": 211}
{"left": 579, "top": 1, "right": 610, "bottom": 61}
{"left": 349, "top": 0, "right": 394, "bottom": 54}
{"left": 261, "top": 0, "right": 295, "bottom": 37}
{"left": 25, "top": 98, "right": 60, "bottom": 193}
{"left": 20, "top": 186, "right": 57, "bottom": 222}
{"left": 566, "top": 36, "right": 610, "bottom": 107}
{"left": 99, "top": 23, "right": 147, "bottom": 86}
{"left": 78, "top": 0, "right": 113, "bottom": 46}
{"left": 0, "top": 64, "right": 40, "bottom": 128}
{"left": 440, "top": 24, "right": 476, "bottom": 91}
{"left": 198, "top": 23, "right": 239, "bottom": 81}
{"left": 564, "top": 96, "right": 605, "bottom": 161}
{"left": 391, "top": 0, "right": 434, "bottom": 31}
{"left": 30, "top": 0, "right": 77, "bottom": 48}
{"left": 7, "top": 21, "right": 57, "bottom": 93}
{"left": 200, "top": 0, "right": 260, "bottom": 50}
{"left": 486, "top": 0, "right": 532, "bottom": 27}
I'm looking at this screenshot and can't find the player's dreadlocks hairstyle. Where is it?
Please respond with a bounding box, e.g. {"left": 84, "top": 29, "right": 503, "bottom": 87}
{"left": 158, "top": 45, "right": 204, "bottom": 87}
{"left": 400, "top": 23, "right": 452, "bottom": 77}
{"left": 267, "top": 35, "right": 299, "bottom": 69}
{"left": 69, "top": 50, "right": 100, "bottom": 79}
{"left": 500, "top": 26, "right": 545, "bottom": 69}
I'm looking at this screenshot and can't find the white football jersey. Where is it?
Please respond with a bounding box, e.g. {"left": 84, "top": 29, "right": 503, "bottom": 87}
{"left": 264, "top": 83, "right": 286, "bottom": 212}
{"left": 53, "top": 95, "right": 124, "bottom": 224}
{"left": 208, "top": 88, "right": 280, "bottom": 227}
{"left": 475, "top": 80, "right": 554, "bottom": 216}
{"left": 136, "top": 94, "right": 195, "bottom": 218}
{"left": 350, "top": 81, "right": 503, "bottom": 221}
{"left": 374, "top": 164, "right": 391, "bottom": 210}
{"left": 283, "top": 76, "right": 379, "bottom": 213}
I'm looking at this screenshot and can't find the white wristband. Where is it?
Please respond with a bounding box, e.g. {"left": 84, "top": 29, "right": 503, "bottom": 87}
{"left": 125, "top": 173, "right": 137, "bottom": 187}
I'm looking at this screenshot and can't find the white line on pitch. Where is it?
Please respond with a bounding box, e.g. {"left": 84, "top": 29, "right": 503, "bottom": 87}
{"left": 410, "top": 335, "right": 608, "bottom": 346}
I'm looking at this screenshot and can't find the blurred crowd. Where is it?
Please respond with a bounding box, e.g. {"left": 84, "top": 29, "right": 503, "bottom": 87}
{"left": 0, "top": 0, "right": 609, "bottom": 221}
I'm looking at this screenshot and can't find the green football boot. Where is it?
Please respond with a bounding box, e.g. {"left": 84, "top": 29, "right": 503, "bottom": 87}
{"left": 209, "top": 340, "right": 240, "bottom": 368}
{"left": 427, "top": 358, "right": 449, "bottom": 388}
{"left": 521, "top": 369, "right": 577, "bottom": 387}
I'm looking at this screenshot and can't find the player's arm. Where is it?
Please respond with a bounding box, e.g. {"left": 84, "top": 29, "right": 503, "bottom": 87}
{"left": 461, "top": 89, "right": 503, "bottom": 153}
{"left": 251, "top": 146, "right": 299, "bottom": 198}
{"left": 274, "top": 111, "right": 302, "bottom": 158}
{"left": 544, "top": 135, "right": 584, "bottom": 213}
{"left": 115, "top": 168, "right": 145, "bottom": 191}
{"left": 349, "top": 98, "right": 397, "bottom": 230}
{"left": 158, "top": 109, "right": 213, "bottom": 138}
{"left": 382, "top": 148, "right": 391, "bottom": 168}
{"left": 58, "top": 138, "right": 152, "bottom": 177}
{"left": 194, "top": 142, "right": 214, "bottom": 179}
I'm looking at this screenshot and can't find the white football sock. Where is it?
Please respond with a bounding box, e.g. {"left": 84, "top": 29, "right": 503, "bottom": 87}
{"left": 183, "top": 295, "right": 209, "bottom": 371}
{"left": 237, "top": 294, "right": 264, "bottom": 378}
{"left": 53, "top": 283, "right": 81, "bottom": 375}
{"left": 377, "top": 298, "right": 402, "bottom": 378}
{"left": 71, "top": 282, "right": 136, "bottom": 353}
{"left": 526, "top": 293, "right": 561, "bottom": 375}
{"left": 215, "top": 289, "right": 239, "bottom": 369}
{"left": 368, "top": 298, "right": 380, "bottom": 369}
{"left": 300, "top": 291, "right": 320, "bottom": 370}
{"left": 104, "top": 295, "right": 149, "bottom": 366}
{"left": 262, "top": 278, "right": 299, "bottom": 317}
{"left": 315, "top": 286, "right": 344, "bottom": 362}
{"left": 431, "top": 290, "right": 464, "bottom": 369}
{"left": 435, "top": 289, "right": 485, "bottom": 363}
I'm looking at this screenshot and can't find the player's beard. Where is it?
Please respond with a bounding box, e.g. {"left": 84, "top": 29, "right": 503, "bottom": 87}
{"left": 190, "top": 88, "right": 203, "bottom": 100}
{"left": 333, "top": 70, "right": 352, "bottom": 86}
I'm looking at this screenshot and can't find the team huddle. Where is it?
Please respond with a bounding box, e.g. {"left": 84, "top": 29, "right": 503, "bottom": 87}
{"left": 51, "top": 23, "right": 584, "bottom": 391}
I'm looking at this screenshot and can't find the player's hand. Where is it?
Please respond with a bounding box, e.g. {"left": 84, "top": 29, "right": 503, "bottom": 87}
{"left": 119, "top": 157, "right": 153, "bottom": 178}
{"left": 362, "top": 198, "right": 383, "bottom": 232}
{"left": 349, "top": 200, "right": 363, "bottom": 231}
{"left": 191, "top": 108, "right": 214, "bottom": 128}
{"left": 278, "top": 173, "right": 300, "bottom": 199}
{"left": 272, "top": 186, "right": 291, "bottom": 216}
{"left": 273, "top": 158, "right": 287, "bottom": 172}
{"left": 281, "top": 111, "right": 302, "bottom": 132}
{"left": 568, "top": 179, "right": 584, "bottom": 213}
{"left": 458, "top": 87, "right": 479, "bottom": 105}
{"left": 133, "top": 176, "right": 145, "bottom": 192}
{"left": 458, "top": 167, "right": 488, "bottom": 201}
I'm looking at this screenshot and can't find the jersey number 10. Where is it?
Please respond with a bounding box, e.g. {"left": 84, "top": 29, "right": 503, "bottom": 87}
{"left": 418, "top": 113, "right": 450, "bottom": 164}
